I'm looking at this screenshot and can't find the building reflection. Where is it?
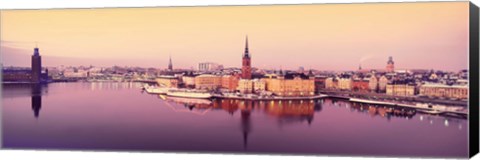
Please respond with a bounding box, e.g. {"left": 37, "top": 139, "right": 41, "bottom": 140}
{"left": 349, "top": 101, "right": 416, "bottom": 120}
{"left": 154, "top": 95, "right": 465, "bottom": 150}
{"left": 240, "top": 107, "right": 252, "bottom": 150}
{"left": 172, "top": 98, "right": 322, "bottom": 149}
{"left": 31, "top": 84, "right": 43, "bottom": 118}
{"left": 263, "top": 100, "right": 316, "bottom": 125}
{"left": 166, "top": 97, "right": 421, "bottom": 125}
{"left": 2, "top": 83, "right": 47, "bottom": 118}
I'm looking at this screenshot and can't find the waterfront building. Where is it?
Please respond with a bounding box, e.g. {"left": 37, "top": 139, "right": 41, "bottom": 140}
{"left": 2, "top": 69, "right": 33, "bottom": 82}
{"left": 352, "top": 78, "right": 370, "bottom": 92}
{"left": 419, "top": 83, "right": 468, "bottom": 99}
{"left": 378, "top": 75, "right": 390, "bottom": 92}
{"left": 386, "top": 81, "right": 415, "bottom": 97}
{"left": 156, "top": 75, "right": 179, "bottom": 88}
{"left": 325, "top": 77, "right": 338, "bottom": 90}
{"left": 2, "top": 47, "right": 49, "bottom": 83}
{"left": 237, "top": 79, "right": 254, "bottom": 93}
{"left": 368, "top": 75, "right": 378, "bottom": 92}
{"left": 237, "top": 78, "right": 266, "bottom": 94}
{"left": 63, "top": 67, "right": 89, "bottom": 78}
{"left": 198, "top": 62, "right": 223, "bottom": 72}
{"left": 338, "top": 75, "right": 353, "bottom": 91}
{"left": 195, "top": 74, "right": 222, "bottom": 90}
{"left": 221, "top": 75, "right": 239, "bottom": 91}
{"left": 313, "top": 75, "right": 328, "bottom": 93}
{"left": 253, "top": 79, "right": 266, "bottom": 93}
{"left": 241, "top": 36, "right": 252, "bottom": 79}
{"left": 386, "top": 56, "right": 395, "bottom": 73}
{"left": 263, "top": 73, "right": 314, "bottom": 97}
{"left": 182, "top": 72, "right": 197, "bottom": 88}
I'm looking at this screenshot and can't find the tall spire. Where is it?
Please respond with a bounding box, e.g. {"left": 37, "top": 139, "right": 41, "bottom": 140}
{"left": 168, "top": 55, "right": 173, "bottom": 71}
{"left": 388, "top": 56, "right": 394, "bottom": 64}
{"left": 244, "top": 35, "right": 250, "bottom": 58}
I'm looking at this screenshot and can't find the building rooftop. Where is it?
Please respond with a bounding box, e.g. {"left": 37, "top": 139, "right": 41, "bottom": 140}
{"left": 422, "top": 83, "right": 468, "bottom": 89}
{"left": 283, "top": 73, "right": 310, "bottom": 80}
{"left": 196, "top": 74, "right": 219, "bottom": 78}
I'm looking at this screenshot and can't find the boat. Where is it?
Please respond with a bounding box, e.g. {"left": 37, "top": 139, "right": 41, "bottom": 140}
{"left": 166, "top": 89, "right": 212, "bottom": 99}
{"left": 417, "top": 109, "right": 443, "bottom": 115}
{"left": 164, "top": 96, "right": 213, "bottom": 105}
{"left": 143, "top": 84, "right": 175, "bottom": 94}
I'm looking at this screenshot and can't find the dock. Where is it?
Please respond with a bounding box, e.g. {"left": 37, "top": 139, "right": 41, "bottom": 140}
{"left": 349, "top": 98, "right": 468, "bottom": 118}
{"left": 212, "top": 93, "right": 468, "bottom": 118}
{"left": 211, "top": 94, "right": 329, "bottom": 101}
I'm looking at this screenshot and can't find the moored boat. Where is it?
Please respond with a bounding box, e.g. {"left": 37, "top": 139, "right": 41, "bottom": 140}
{"left": 164, "top": 96, "right": 213, "bottom": 105}
{"left": 143, "top": 85, "right": 175, "bottom": 94}
{"left": 166, "top": 89, "right": 212, "bottom": 99}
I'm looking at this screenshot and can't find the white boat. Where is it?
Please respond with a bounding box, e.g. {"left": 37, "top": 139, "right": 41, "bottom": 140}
{"left": 164, "top": 96, "right": 213, "bottom": 105}
{"left": 166, "top": 89, "right": 212, "bottom": 99}
{"left": 143, "top": 85, "right": 175, "bottom": 94}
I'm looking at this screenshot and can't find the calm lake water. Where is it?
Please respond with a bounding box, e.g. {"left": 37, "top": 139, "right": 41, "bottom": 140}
{"left": 1, "top": 82, "right": 468, "bottom": 158}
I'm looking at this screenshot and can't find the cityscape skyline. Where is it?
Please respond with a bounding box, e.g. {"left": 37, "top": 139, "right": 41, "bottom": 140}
{"left": 1, "top": 2, "right": 469, "bottom": 71}
{"left": 1, "top": 2, "right": 473, "bottom": 158}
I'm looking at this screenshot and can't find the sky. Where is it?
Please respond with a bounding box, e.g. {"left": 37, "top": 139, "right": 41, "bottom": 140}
{"left": 0, "top": 2, "right": 469, "bottom": 71}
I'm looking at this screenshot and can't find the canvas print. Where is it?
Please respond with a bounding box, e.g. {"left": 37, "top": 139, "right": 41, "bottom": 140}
{"left": 0, "top": 1, "right": 475, "bottom": 158}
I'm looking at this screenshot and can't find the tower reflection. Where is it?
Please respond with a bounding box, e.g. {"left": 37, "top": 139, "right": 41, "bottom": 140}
{"left": 31, "top": 84, "right": 46, "bottom": 118}
{"left": 239, "top": 100, "right": 254, "bottom": 149}
{"left": 1, "top": 83, "right": 47, "bottom": 118}
{"left": 188, "top": 99, "right": 320, "bottom": 149}
{"left": 241, "top": 108, "right": 251, "bottom": 150}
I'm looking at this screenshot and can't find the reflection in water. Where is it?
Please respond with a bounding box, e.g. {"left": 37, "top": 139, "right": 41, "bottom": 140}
{"left": 31, "top": 84, "right": 43, "bottom": 118}
{"left": 2, "top": 82, "right": 468, "bottom": 157}
{"left": 241, "top": 109, "right": 251, "bottom": 150}
{"left": 2, "top": 84, "right": 47, "bottom": 118}
{"left": 164, "top": 96, "right": 462, "bottom": 148}
{"left": 265, "top": 100, "right": 316, "bottom": 125}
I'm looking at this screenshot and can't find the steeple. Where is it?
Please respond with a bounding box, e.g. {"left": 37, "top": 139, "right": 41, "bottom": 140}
{"left": 243, "top": 35, "right": 250, "bottom": 58}
{"left": 387, "top": 56, "right": 394, "bottom": 64}
{"left": 168, "top": 55, "right": 173, "bottom": 71}
{"left": 308, "top": 69, "right": 314, "bottom": 76}
{"left": 241, "top": 35, "right": 252, "bottom": 79}
{"left": 386, "top": 56, "right": 395, "bottom": 73}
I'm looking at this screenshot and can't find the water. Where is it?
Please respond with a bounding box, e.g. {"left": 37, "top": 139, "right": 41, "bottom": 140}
{"left": 1, "top": 82, "right": 468, "bottom": 158}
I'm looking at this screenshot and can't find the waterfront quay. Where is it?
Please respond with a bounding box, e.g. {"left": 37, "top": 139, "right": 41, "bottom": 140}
{"left": 321, "top": 90, "right": 468, "bottom": 107}
{"left": 209, "top": 92, "right": 468, "bottom": 119}
{"left": 211, "top": 94, "right": 329, "bottom": 101}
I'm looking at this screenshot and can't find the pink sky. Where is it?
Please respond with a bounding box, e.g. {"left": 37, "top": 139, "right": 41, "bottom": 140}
{"left": 0, "top": 2, "right": 469, "bottom": 71}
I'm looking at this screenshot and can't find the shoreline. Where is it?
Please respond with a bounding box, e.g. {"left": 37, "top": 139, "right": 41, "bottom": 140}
{"left": 211, "top": 94, "right": 468, "bottom": 118}
{"left": 211, "top": 94, "right": 330, "bottom": 101}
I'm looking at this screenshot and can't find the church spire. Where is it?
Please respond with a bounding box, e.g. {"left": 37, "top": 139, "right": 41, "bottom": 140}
{"left": 244, "top": 35, "right": 250, "bottom": 58}
{"left": 168, "top": 55, "right": 173, "bottom": 71}
{"left": 388, "top": 56, "right": 394, "bottom": 64}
